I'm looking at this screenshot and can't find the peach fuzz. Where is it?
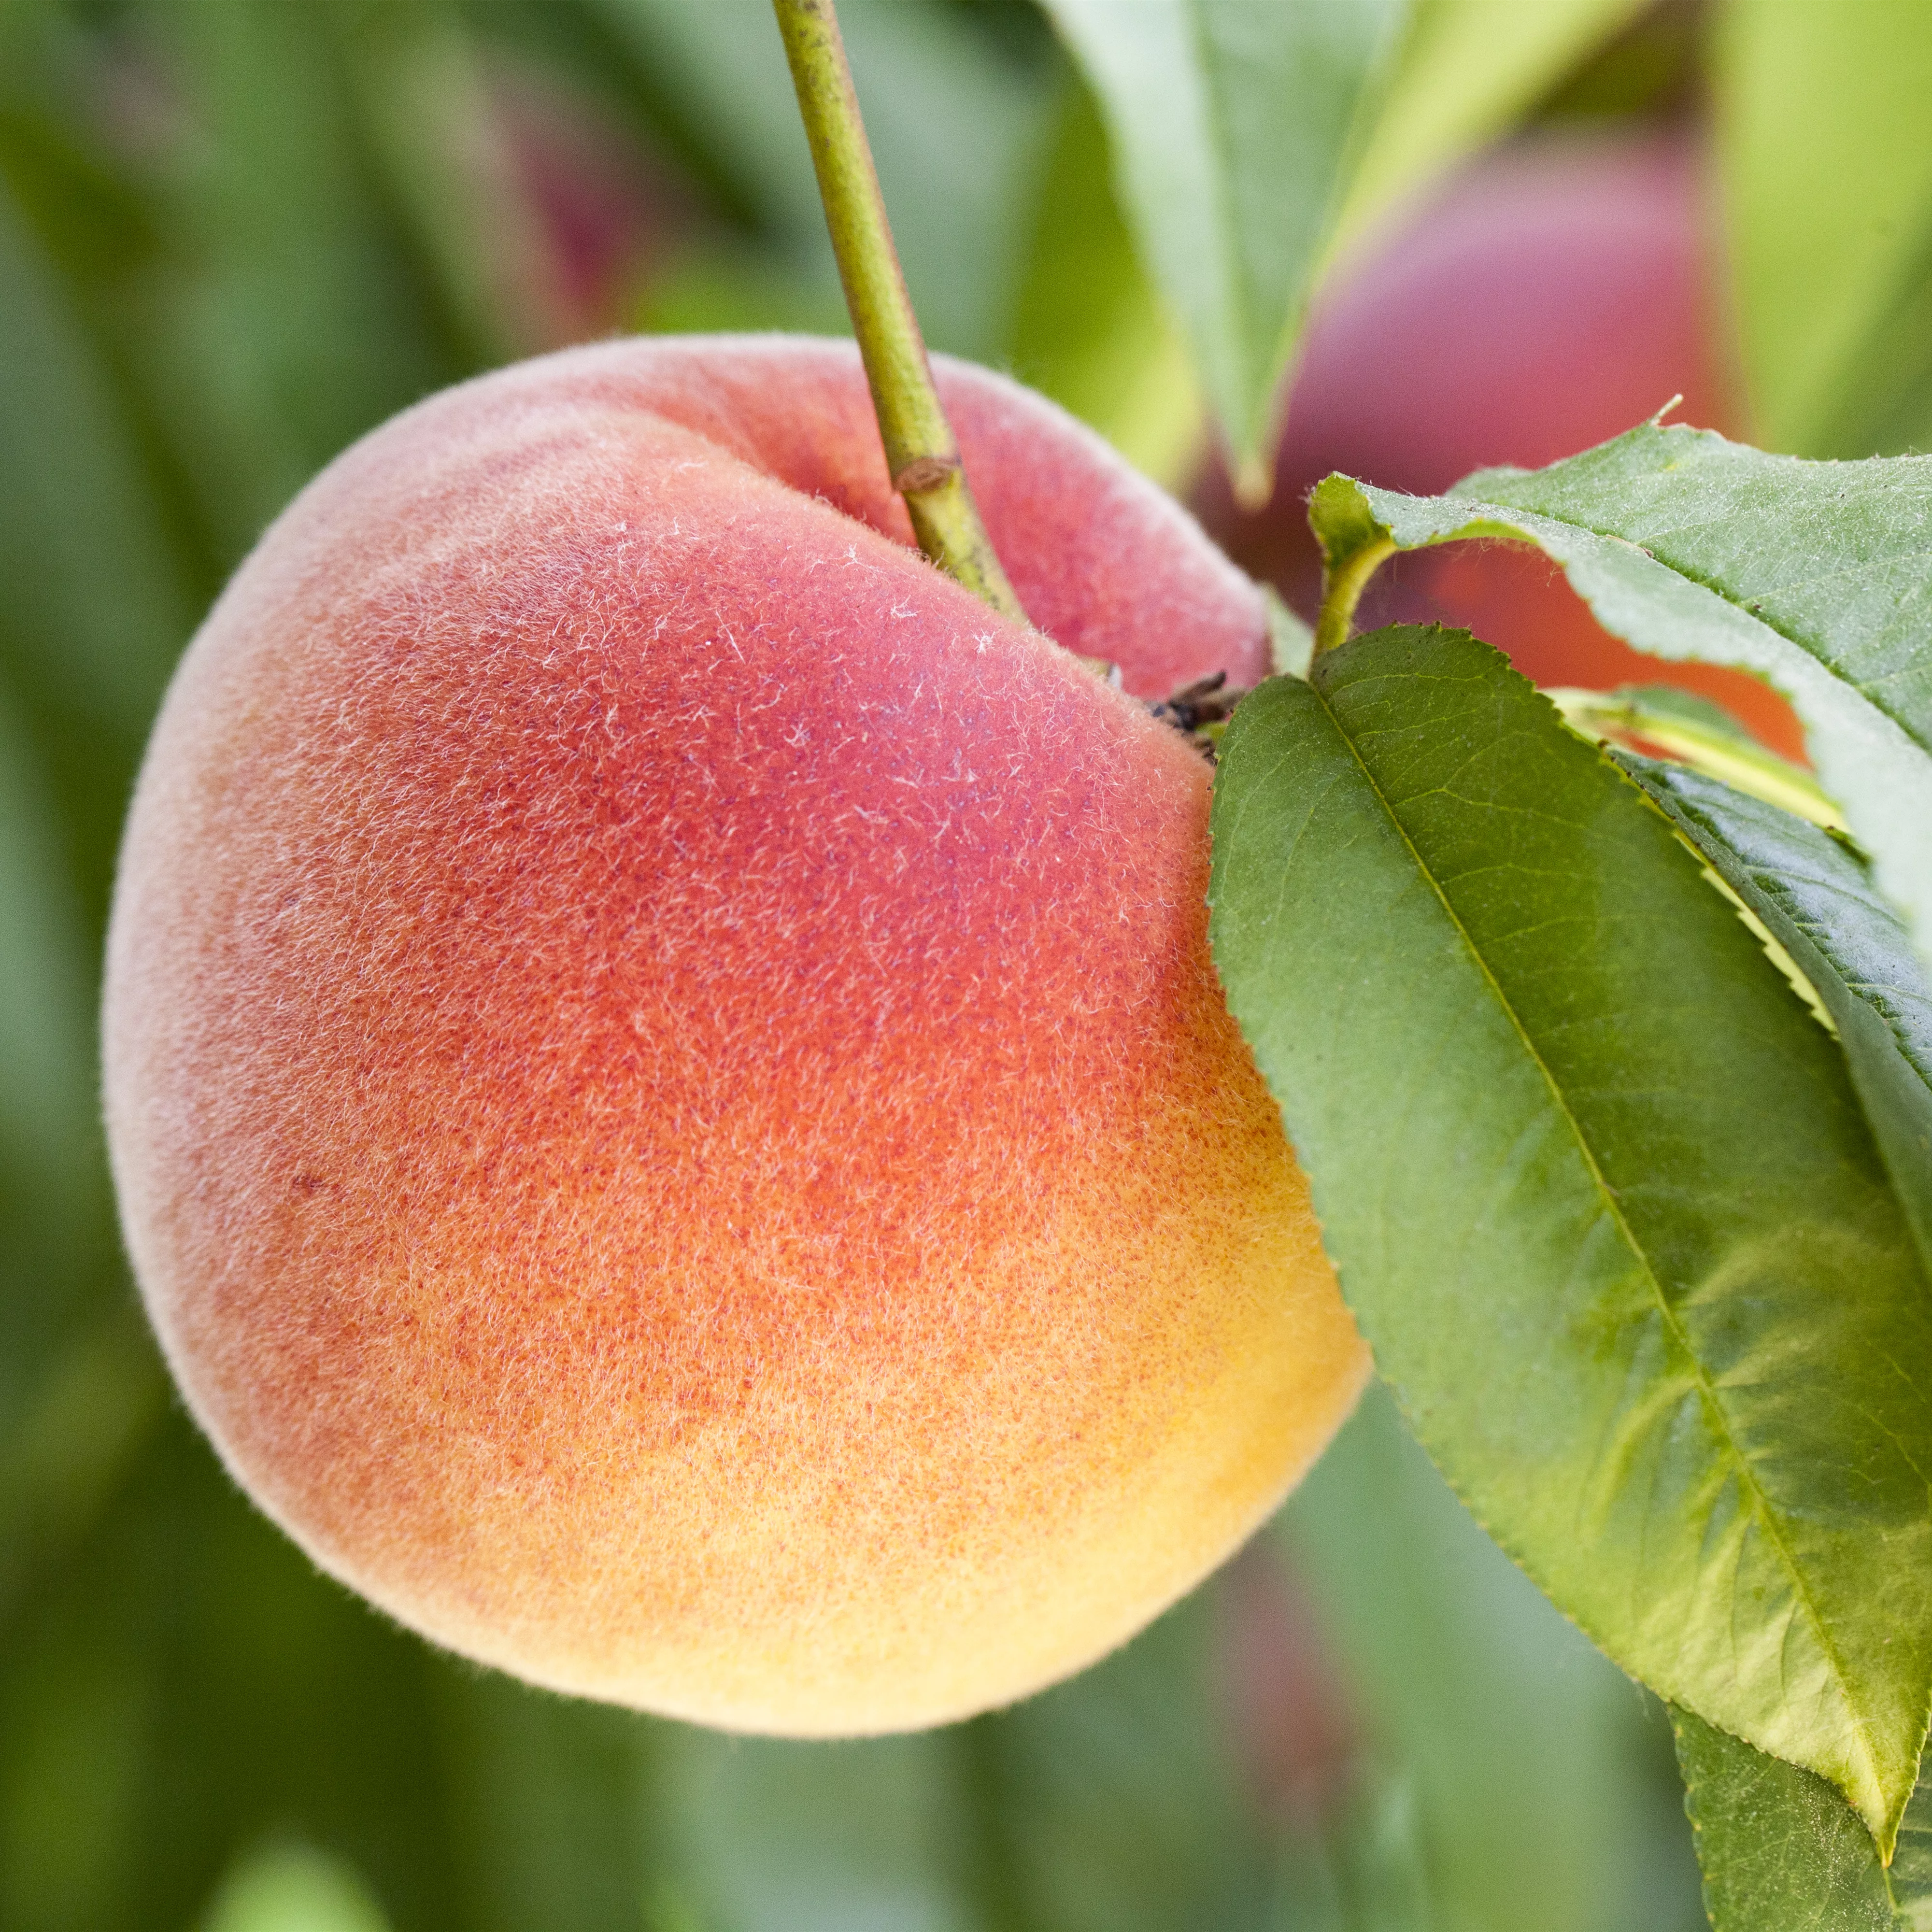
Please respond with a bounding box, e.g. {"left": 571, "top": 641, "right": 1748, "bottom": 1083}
{"left": 103, "top": 335, "right": 1369, "bottom": 1735}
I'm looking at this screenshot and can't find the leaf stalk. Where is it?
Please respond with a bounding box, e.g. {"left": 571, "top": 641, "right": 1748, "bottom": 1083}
{"left": 1550, "top": 688, "right": 1846, "bottom": 832}
{"left": 1313, "top": 535, "right": 1394, "bottom": 656}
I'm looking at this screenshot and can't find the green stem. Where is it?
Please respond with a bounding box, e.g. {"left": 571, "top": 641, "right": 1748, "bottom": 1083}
{"left": 1312, "top": 536, "right": 1395, "bottom": 657}
{"left": 1548, "top": 687, "right": 1846, "bottom": 831}
{"left": 772, "top": 0, "right": 1028, "bottom": 626}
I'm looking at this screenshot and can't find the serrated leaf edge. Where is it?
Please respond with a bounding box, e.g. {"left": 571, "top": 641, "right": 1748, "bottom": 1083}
{"left": 1240, "top": 654, "right": 1902, "bottom": 1845}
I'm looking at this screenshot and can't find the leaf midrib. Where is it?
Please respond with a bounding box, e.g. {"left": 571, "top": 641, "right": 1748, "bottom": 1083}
{"left": 1303, "top": 662, "right": 1883, "bottom": 1809}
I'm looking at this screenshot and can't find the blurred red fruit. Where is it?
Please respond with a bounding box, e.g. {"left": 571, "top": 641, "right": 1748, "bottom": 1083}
{"left": 1197, "top": 130, "right": 1802, "bottom": 757}
{"left": 496, "top": 72, "right": 694, "bottom": 344}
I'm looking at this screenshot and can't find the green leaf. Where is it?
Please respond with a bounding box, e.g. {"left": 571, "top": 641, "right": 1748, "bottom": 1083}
{"left": 1035, "top": 0, "right": 1651, "bottom": 487}
{"left": 1550, "top": 685, "right": 1846, "bottom": 833}
{"left": 1040, "top": 0, "right": 1406, "bottom": 496}
{"left": 1714, "top": 0, "right": 1932, "bottom": 457}
{"left": 1208, "top": 625, "right": 1932, "bottom": 1847}
{"left": 1619, "top": 758, "right": 1932, "bottom": 1282}
{"left": 1896, "top": 1763, "right": 1932, "bottom": 1931}
{"left": 1308, "top": 423, "right": 1932, "bottom": 965}
{"left": 1673, "top": 1709, "right": 1900, "bottom": 1932}
{"left": 1333, "top": 0, "right": 1653, "bottom": 252}
{"left": 1004, "top": 75, "right": 1202, "bottom": 488}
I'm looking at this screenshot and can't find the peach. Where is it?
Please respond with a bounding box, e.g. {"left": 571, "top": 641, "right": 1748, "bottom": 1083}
{"left": 102, "top": 335, "right": 1367, "bottom": 1735}
{"left": 1199, "top": 132, "right": 1803, "bottom": 756}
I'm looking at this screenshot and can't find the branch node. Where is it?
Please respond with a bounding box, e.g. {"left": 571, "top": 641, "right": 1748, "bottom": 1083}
{"left": 893, "top": 455, "right": 960, "bottom": 496}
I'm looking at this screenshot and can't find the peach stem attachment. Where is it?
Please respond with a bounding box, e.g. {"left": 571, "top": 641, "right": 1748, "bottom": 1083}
{"left": 772, "top": 0, "right": 1030, "bottom": 626}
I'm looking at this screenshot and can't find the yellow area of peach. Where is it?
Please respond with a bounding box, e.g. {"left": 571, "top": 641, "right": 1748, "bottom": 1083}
{"left": 218, "top": 1062, "right": 1366, "bottom": 1735}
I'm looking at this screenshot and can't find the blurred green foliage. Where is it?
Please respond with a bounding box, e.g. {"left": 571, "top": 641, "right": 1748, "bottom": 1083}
{"left": 1714, "top": 0, "right": 1932, "bottom": 458}
{"left": 10, "top": 0, "right": 1920, "bottom": 1925}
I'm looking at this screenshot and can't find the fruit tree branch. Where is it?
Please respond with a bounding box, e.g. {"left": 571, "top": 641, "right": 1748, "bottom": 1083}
{"left": 773, "top": 0, "right": 1030, "bottom": 626}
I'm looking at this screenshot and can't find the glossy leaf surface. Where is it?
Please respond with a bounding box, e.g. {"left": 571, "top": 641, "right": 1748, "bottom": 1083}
{"left": 1623, "top": 758, "right": 1932, "bottom": 1279}
{"left": 1208, "top": 625, "right": 1932, "bottom": 1845}
{"left": 1309, "top": 423, "right": 1932, "bottom": 962}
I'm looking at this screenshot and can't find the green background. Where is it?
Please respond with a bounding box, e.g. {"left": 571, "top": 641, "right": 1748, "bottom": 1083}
{"left": 5, "top": 1, "right": 1927, "bottom": 1925}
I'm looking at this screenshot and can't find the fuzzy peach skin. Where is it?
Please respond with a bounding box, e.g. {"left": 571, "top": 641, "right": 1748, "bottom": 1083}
{"left": 103, "top": 335, "right": 1369, "bottom": 1735}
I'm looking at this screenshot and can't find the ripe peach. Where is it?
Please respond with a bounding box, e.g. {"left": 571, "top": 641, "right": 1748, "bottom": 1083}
{"left": 103, "top": 335, "right": 1368, "bottom": 1735}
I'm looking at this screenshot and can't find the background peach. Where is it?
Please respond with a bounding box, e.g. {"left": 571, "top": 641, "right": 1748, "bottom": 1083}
{"left": 1198, "top": 132, "right": 1802, "bottom": 756}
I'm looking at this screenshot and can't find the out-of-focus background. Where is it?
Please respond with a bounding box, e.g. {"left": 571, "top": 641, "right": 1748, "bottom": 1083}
{"left": 4, "top": 1, "right": 1930, "bottom": 1926}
